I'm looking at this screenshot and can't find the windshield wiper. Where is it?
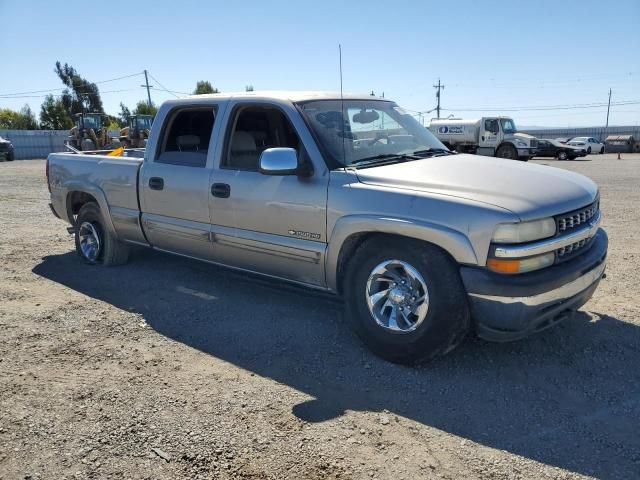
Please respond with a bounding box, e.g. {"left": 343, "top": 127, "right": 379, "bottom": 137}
{"left": 348, "top": 153, "right": 421, "bottom": 168}
{"left": 411, "top": 148, "right": 454, "bottom": 157}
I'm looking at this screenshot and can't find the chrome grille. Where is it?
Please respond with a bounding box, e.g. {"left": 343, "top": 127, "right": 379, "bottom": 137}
{"left": 557, "top": 236, "right": 593, "bottom": 258}
{"left": 557, "top": 201, "right": 599, "bottom": 233}
{"left": 529, "top": 139, "right": 538, "bottom": 148}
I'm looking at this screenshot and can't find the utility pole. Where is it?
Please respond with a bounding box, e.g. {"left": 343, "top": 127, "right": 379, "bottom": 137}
{"left": 433, "top": 78, "right": 445, "bottom": 119}
{"left": 605, "top": 88, "right": 612, "bottom": 132}
{"left": 142, "top": 70, "right": 153, "bottom": 107}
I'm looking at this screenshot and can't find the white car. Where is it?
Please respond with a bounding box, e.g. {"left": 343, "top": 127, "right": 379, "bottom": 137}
{"left": 567, "top": 137, "right": 605, "bottom": 154}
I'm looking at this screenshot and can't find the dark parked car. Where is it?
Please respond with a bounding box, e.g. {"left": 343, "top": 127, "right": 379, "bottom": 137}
{"left": 0, "top": 136, "right": 15, "bottom": 161}
{"left": 535, "top": 139, "right": 585, "bottom": 160}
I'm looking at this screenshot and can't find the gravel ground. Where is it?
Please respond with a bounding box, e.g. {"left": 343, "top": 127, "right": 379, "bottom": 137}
{"left": 1, "top": 154, "right": 639, "bottom": 480}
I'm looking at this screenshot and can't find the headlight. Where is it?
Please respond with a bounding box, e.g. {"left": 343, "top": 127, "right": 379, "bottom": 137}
{"left": 487, "top": 252, "right": 555, "bottom": 274}
{"left": 492, "top": 218, "right": 556, "bottom": 243}
{"left": 515, "top": 140, "right": 528, "bottom": 147}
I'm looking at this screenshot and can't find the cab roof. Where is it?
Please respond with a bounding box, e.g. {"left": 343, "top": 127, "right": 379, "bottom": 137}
{"left": 161, "top": 90, "right": 389, "bottom": 105}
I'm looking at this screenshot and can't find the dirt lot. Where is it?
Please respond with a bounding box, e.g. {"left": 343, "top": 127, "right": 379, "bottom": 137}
{"left": 1, "top": 154, "right": 639, "bottom": 480}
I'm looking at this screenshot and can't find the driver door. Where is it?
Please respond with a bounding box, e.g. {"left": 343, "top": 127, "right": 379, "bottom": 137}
{"left": 479, "top": 118, "right": 500, "bottom": 151}
{"left": 208, "top": 101, "right": 329, "bottom": 286}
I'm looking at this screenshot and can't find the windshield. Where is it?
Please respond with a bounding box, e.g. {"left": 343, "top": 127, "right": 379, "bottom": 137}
{"left": 136, "top": 116, "right": 153, "bottom": 129}
{"left": 82, "top": 115, "right": 101, "bottom": 129}
{"left": 500, "top": 118, "right": 517, "bottom": 134}
{"left": 298, "top": 100, "right": 447, "bottom": 166}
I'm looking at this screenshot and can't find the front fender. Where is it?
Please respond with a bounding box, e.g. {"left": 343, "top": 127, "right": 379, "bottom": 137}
{"left": 325, "top": 214, "right": 478, "bottom": 291}
{"left": 62, "top": 180, "right": 118, "bottom": 236}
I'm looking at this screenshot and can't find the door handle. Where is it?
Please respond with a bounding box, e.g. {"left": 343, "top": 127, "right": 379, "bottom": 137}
{"left": 211, "top": 183, "right": 230, "bottom": 198}
{"left": 149, "top": 177, "right": 164, "bottom": 190}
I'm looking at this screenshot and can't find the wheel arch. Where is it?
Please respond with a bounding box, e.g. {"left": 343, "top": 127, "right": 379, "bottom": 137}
{"left": 63, "top": 181, "right": 117, "bottom": 236}
{"left": 496, "top": 141, "right": 517, "bottom": 153}
{"left": 326, "top": 215, "right": 478, "bottom": 293}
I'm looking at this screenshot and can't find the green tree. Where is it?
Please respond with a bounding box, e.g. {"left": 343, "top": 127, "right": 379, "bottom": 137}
{"left": 132, "top": 100, "right": 158, "bottom": 118}
{"left": 39, "top": 95, "right": 73, "bottom": 130}
{"left": 193, "top": 80, "right": 219, "bottom": 95}
{"left": 19, "top": 105, "right": 38, "bottom": 129}
{"left": 117, "top": 102, "right": 131, "bottom": 127}
{"left": 0, "top": 104, "right": 39, "bottom": 129}
{"left": 106, "top": 115, "right": 120, "bottom": 131}
{"left": 54, "top": 61, "right": 104, "bottom": 116}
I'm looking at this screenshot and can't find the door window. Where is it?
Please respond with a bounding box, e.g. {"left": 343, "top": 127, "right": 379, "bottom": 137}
{"left": 484, "top": 119, "right": 499, "bottom": 133}
{"left": 156, "top": 108, "right": 216, "bottom": 167}
{"left": 223, "top": 105, "right": 301, "bottom": 171}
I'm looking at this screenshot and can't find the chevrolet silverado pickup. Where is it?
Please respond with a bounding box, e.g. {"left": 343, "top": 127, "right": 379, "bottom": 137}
{"left": 46, "top": 92, "right": 608, "bottom": 364}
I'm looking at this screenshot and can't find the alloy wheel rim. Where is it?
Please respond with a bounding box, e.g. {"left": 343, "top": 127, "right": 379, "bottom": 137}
{"left": 365, "top": 260, "right": 430, "bottom": 333}
{"left": 78, "top": 221, "right": 101, "bottom": 262}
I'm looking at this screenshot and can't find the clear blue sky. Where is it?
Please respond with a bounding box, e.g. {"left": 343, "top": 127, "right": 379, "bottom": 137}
{"left": 1, "top": 0, "right": 638, "bottom": 127}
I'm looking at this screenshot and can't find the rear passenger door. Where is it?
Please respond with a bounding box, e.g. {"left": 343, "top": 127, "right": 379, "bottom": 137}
{"left": 139, "top": 105, "right": 221, "bottom": 260}
{"left": 209, "top": 101, "right": 329, "bottom": 286}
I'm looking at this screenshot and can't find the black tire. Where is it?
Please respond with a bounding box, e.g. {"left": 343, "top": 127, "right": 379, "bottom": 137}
{"left": 81, "top": 139, "right": 96, "bottom": 152}
{"left": 74, "top": 202, "right": 129, "bottom": 266}
{"left": 496, "top": 143, "right": 518, "bottom": 160}
{"left": 343, "top": 237, "right": 470, "bottom": 364}
{"left": 7, "top": 151, "right": 15, "bottom": 161}
{"left": 557, "top": 151, "right": 568, "bottom": 161}
{"left": 587, "top": 147, "right": 592, "bottom": 154}
{"left": 600, "top": 147, "right": 605, "bottom": 154}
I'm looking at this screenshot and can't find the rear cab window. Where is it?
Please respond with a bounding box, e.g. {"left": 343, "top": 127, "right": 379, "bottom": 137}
{"left": 156, "top": 107, "right": 217, "bottom": 167}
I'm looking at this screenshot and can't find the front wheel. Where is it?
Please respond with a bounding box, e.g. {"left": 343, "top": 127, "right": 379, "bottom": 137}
{"left": 587, "top": 147, "right": 592, "bottom": 154}
{"left": 344, "top": 237, "right": 470, "bottom": 364}
{"left": 600, "top": 147, "right": 605, "bottom": 154}
{"left": 74, "top": 202, "right": 129, "bottom": 266}
{"left": 557, "top": 151, "right": 568, "bottom": 161}
{"left": 496, "top": 144, "right": 518, "bottom": 160}
{"left": 81, "top": 139, "right": 96, "bottom": 152}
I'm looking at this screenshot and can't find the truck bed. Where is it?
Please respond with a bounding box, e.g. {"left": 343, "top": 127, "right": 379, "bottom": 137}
{"left": 48, "top": 153, "right": 144, "bottom": 242}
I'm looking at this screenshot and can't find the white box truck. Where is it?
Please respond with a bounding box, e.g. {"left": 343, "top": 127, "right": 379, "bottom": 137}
{"left": 429, "top": 117, "right": 538, "bottom": 161}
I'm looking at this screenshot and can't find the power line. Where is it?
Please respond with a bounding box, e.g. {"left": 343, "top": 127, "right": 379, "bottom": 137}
{"left": 0, "top": 71, "right": 144, "bottom": 98}
{"left": 0, "top": 88, "right": 142, "bottom": 100}
{"left": 443, "top": 99, "right": 640, "bottom": 112}
{"left": 95, "top": 72, "right": 144, "bottom": 84}
{"left": 147, "top": 72, "right": 182, "bottom": 98}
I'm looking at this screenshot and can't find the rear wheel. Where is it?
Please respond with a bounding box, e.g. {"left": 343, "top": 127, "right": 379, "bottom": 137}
{"left": 557, "top": 151, "right": 568, "bottom": 161}
{"left": 496, "top": 143, "right": 518, "bottom": 160}
{"left": 74, "top": 202, "right": 129, "bottom": 266}
{"left": 344, "top": 237, "right": 470, "bottom": 364}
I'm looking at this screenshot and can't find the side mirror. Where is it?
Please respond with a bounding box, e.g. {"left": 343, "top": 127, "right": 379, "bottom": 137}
{"left": 259, "top": 148, "right": 311, "bottom": 177}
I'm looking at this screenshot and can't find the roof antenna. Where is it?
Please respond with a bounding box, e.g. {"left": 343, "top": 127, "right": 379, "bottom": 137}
{"left": 339, "top": 44, "right": 346, "bottom": 165}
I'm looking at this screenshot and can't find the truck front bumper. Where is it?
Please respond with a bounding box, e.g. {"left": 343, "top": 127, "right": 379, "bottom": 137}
{"left": 517, "top": 147, "right": 536, "bottom": 157}
{"left": 460, "top": 228, "right": 607, "bottom": 342}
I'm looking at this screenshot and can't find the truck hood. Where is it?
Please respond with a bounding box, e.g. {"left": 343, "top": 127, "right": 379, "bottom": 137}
{"left": 354, "top": 154, "right": 598, "bottom": 220}
{"left": 513, "top": 132, "right": 536, "bottom": 140}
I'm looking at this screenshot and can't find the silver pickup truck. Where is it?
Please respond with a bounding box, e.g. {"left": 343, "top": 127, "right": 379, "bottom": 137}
{"left": 47, "top": 92, "right": 607, "bottom": 364}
